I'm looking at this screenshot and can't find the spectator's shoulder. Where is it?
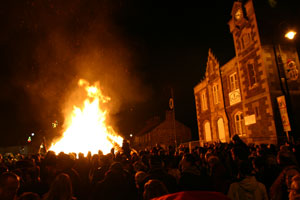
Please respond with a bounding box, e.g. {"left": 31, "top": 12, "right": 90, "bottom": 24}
{"left": 229, "top": 182, "right": 239, "bottom": 189}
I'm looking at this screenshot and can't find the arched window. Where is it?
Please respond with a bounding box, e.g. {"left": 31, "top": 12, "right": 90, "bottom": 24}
{"left": 230, "top": 72, "right": 238, "bottom": 91}
{"left": 213, "top": 84, "right": 220, "bottom": 104}
{"left": 235, "top": 112, "right": 245, "bottom": 136}
{"left": 201, "top": 90, "right": 208, "bottom": 111}
{"left": 242, "top": 32, "right": 251, "bottom": 49}
{"left": 240, "top": 28, "right": 252, "bottom": 50}
{"left": 204, "top": 122, "right": 212, "bottom": 142}
{"left": 217, "top": 118, "right": 226, "bottom": 142}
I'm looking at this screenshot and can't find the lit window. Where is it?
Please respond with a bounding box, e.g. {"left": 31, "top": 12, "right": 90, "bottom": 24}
{"left": 201, "top": 91, "right": 208, "bottom": 111}
{"left": 230, "top": 73, "right": 238, "bottom": 91}
{"left": 204, "top": 121, "right": 212, "bottom": 142}
{"left": 213, "top": 84, "right": 219, "bottom": 104}
{"left": 235, "top": 112, "right": 245, "bottom": 136}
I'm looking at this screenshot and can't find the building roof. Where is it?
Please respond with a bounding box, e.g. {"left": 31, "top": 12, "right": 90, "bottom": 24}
{"left": 135, "top": 116, "right": 163, "bottom": 136}
{"left": 136, "top": 110, "right": 191, "bottom": 137}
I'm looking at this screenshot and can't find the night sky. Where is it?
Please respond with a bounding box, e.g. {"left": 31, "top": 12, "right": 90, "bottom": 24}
{"left": 0, "top": 0, "right": 296, "bottom": 147}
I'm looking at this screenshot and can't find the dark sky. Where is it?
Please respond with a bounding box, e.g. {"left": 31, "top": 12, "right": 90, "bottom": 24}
{"left": 1, "top": 0, "right": 292, "bottom": 146}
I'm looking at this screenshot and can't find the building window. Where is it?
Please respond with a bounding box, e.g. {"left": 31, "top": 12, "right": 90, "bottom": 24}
{"left": 201, "top": 91, "right": 208, "bottom": 111}
{"left": 242, "top": 33, "right": 251, "bottom": 49}
{"left": 247, "top": 61, "right": 257, "bottom": 87}
{"left": 255, "top": 106, "right": 259, "bottom": 117}
{"left": 217, "top": 118, "right": 226, "bottom": 142}
{"left": 229, "top": 73, "right": 238, "bottom": 91}
{"left": 204, "top": 121, "right": 212, "bottom": 142}
{"left": 213, "top": 84, "right": 219, "bottom": 104}
{"left": 235, "top": 112, "right": 245, "bottom": 136}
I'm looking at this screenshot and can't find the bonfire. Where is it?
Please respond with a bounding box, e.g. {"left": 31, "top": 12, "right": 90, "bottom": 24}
{"left": 49, "top": 79, "right": 123, "bottom": 156}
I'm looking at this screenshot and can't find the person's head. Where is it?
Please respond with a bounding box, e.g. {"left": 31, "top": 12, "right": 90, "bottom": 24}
{"left": 168, "top": 145, "right": 175, "bottom": 156}
{"left": 91, "top": 154, "right": 99, "bottom": 166}
{"left": 149, "top": 156, "right": 163, "bottom": 169}
{"left": 158, "top": 149, "right": 165, "bottom": 157}
{"left": 135, "top": 171, "right": 148, "bottom": 189}
{"left": 78, "top": 152, "right": 84, "bottom": 160}
{"left": 133, "top": 161, "right": 147, "bottom": 172}
{"left": 231, "top": 146, "right": 246, "bottom": 161}
{"left": 280, "top": 145, "right": 290, "bottom": 153}
{"left": 252, "top": 156, "right": 263, "bottom": 171}
{"left": 57, "top": 153, "right": 74, "bottom": 170}
{"left": 289, "top": 174, "right": 300, "bottom": 200}
{"left": 232, "top": 134, "right": 241, "bottom": 144}
{"left": 19, "top": 192, "right": 40, "bottom": 200}
{"left": 109, "top": 162, "right": 123, "bottom": 173}
{"left": 181, "top": 154, "right": 196, "bottom": 171}
{"left": 207, "top": 155, "right": 220, "bottom": 169}
{"left": 277, "top": 150, "right": 298, "bottom": 167}
{"left": 99, "top": 154, "right": 111, "bottom": 166}
{"left": 238, "top": 160, "right": 253, "bottom": 178}
{"left": 143, "top": 179, "right": 168, "bottom": 200}
{"left": 150, "top": 147, "right": 158, "bottom": 156}
{"left": 0, "top": 166, "right": 8, "bottom": 175}
{"left": 268, "top": 144, "right": 277, "bottom": 154}
{"left": 44, "top": 173, "right": 73, "bottom": 200}
{"left": 0, "top": 172, "right": 20, "bottom": 200}
{"left": 204, "top": 150, "right": 213, "bottom": 163}
{"left": 31, "top": 154, "right": 41, "bottom": 163}
{"left": 43, "top": 151, "right": 57, "bottom": 168}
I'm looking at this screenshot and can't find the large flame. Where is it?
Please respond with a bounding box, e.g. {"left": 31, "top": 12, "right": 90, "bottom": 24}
{"left": 49, "top": 79, "right": 123, "bottom": 156}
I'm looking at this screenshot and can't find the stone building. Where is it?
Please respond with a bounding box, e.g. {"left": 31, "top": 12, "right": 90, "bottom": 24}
{"left": 194, "top": 0, "right": 300, "bottom": 144}
{"left": 133, "top": 110, "right": 191, "bottom": 150}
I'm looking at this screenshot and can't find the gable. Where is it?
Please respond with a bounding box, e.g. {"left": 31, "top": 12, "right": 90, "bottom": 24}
{"left": 205, "top": 49, "right": 220, "bottom": 79}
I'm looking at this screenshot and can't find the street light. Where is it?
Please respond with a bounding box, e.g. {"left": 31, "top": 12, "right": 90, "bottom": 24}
{"left": 274, "top": 29, "right": 297, "bottom": 143}
{"left": 285, "top": 31, "right": 297, "bottom": 40}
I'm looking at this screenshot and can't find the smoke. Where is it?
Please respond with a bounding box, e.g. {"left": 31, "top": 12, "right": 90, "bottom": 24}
{"left": 3, "top": 0, "right": 152, "bottom": 139}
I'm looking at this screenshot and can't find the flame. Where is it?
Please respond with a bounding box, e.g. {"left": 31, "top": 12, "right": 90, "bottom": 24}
{"left": 49, "top": 79, "right": 123, "bottom": 156}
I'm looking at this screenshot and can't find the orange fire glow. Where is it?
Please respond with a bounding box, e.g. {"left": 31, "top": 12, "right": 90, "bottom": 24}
{"left": 49, "top": 79, "right": 123, "bottom": 156}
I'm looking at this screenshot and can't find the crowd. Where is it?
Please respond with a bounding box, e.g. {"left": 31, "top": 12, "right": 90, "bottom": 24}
{"left": 0, "top": 134, "right": 300, "bottom": 200}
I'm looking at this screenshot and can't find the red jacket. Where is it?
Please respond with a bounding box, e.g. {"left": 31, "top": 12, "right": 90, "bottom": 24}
{"left": 152, "top": 191, "right": 231, "bottom": 200}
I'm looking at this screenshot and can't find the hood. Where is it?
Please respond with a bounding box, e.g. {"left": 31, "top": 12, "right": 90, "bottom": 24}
{"left": 238, "top": 176, "right": 259, "bottom": 192}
